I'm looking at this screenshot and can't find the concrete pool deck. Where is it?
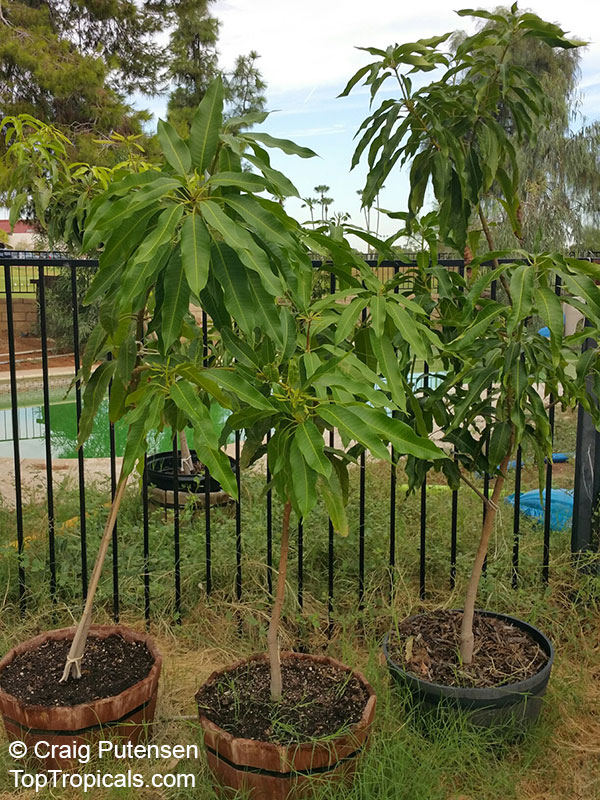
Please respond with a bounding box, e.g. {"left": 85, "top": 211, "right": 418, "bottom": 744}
{"left": 0, "top": 365, "right": 74, "bottom": 396}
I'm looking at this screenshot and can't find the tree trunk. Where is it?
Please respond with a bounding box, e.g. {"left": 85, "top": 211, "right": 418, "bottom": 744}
{"left": 60, "top": 475, "right": 128, "bottom": 682}
{"left": 267, "top": 500, "right": 292, "bottom": 701}
{"left": 459, "top": 448, "right": 513, "bottom": 664}
{"left": 179, "top": 429, "right": 193, "bottom": 475}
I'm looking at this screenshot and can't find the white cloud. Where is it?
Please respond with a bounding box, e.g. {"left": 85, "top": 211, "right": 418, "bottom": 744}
{"left": 215, "top": 0, "right": 600, "bottom": 105}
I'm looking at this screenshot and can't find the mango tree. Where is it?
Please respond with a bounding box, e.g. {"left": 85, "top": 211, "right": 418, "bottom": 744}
{"left": 342, "top": 5, "right": 600, "bottom": 664}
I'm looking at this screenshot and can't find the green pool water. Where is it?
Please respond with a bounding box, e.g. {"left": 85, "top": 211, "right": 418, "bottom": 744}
{"left": 0, "top": 395, "right": 228, "bottom": 460}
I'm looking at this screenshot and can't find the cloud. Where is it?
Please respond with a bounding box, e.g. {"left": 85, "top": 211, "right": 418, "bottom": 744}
{"left": 214, "top": 0, "right": 600, "bottom": 117}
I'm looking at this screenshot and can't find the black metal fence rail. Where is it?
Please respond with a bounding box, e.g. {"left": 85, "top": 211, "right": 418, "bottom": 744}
{"left": 1, "top": 256, "right": 597, "bottom": 622}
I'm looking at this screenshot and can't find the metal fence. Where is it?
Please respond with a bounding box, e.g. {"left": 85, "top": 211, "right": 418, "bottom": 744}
{"left": 1, "top": 255, "right": 598, "bottom": 623}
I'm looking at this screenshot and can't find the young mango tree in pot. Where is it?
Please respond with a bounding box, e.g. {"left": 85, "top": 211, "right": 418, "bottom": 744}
{"left": 194, "top": 233, "right": 446, "bottom": 797}
{"left": 343, "top": 5, "right": 600, "bottom": 727}
{"left": 0, "top": 77, "right": 335, "bottom": 767}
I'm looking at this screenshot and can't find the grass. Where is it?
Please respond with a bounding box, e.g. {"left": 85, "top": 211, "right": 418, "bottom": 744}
{"left": 0, "top": 408, "right": 599, "bottom": 798}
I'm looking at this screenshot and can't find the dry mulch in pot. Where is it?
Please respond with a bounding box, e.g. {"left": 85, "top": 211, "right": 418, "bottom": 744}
{"left": 0, "top": 634, "right": 154, "bottom": 706}
{"left": 196, "top": 656, "right": 370, "bottom": 744}
{"left": 387, "top": 610, "right": 548, "bottom": 689}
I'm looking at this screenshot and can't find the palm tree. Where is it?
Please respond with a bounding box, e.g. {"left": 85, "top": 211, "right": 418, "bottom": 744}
{"left": 314, "top": 184, "right": 333, "bottom": 223}
{"left": 301, "top": 197, "right": 318, "bottom": 226}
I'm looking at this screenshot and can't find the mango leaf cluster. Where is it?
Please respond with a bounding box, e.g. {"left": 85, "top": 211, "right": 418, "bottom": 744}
{"left": 340, "top": 4, "right": 583, "bottom": 252}
{"left": 401, "top": 251, "right": 600, "bottom": 493}
{"left": 74, "top": 77, "right": 444, "bottom": 529}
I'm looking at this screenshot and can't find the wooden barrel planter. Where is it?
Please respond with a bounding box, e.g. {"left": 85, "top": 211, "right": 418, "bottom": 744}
{"left": 146, "top": 450, "right": 234, "bottom": 510}
{"left": 196, "top": 652, "right": 376, "bottom": 800}
{"left": 0, "top": 625, "right": 162, "bottom": 770}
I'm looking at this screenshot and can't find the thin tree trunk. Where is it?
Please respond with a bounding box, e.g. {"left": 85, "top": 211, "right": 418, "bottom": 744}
{"left": 60, "top": 475, "right": 128, "bottom": 682}
{"left": 460, "top": 448, "right": 513, "bottom": 664}
{"left": 180, "top": 429, "right": 193, "bottom": 475}
{"left": 267, "top": 500, "right": 292, "bottom": 701}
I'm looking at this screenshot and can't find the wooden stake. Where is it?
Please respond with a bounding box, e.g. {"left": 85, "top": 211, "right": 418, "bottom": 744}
{"left": 60, "top": 475, "right": 128, "bottom": 682}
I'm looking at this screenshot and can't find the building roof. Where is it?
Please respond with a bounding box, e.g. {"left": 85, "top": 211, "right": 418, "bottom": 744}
{"left": 0, "top": 220, "right": 37, "bottom": 234}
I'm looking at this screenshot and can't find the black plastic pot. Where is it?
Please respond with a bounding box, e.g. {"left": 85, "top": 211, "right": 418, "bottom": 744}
{"left": 146, "top": 450, "right": 235, "bottom": 509}
{"left": 383, "top": 610, "right": 554, "bottom": 729}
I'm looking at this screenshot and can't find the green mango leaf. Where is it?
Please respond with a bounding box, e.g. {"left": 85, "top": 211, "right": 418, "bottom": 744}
{"left": 211, "top": 241, "right": 255, "bottom": 334}
{"left": 318, "top": 473, "right": 349, "bottom": 536}
{"left": 334, "top": 297, "right": 369, "bottom": 344}
{"left": 488, "top": 420, "right": 513, "bottom": 471}
{"left": 160, "top": 251, "right": 190, "bottom": 351}
{"left": 535, "top": 286, "right": 563, "bottom": 361}
{"left": 318, "top": 405, "right": 390, "bottom": 462}
{"left": 208, "top": 171, "right": 267, "bottom": 192}
{"left": 134, "top": 203, "right": 183, "bottom": 265}
{"left": 181, "top": 213, "right": 210, "bottom": 297}
{"left": 210, "top": 369, "right": 274, "bottom": 411}
{"left": 223, "top": 195, "right": 296, "bottom": 249}
{"left": 201, "top": 199, "right": 282, "bottom": 296}
{"left": 78, "top": 361, "right": 115, "bottom": 446}
{"left": 507, "top": 264, "right": 534, "bottom": 335}
{"left": 370, "top": 295, "right": 386, "bottom": 338}
{"left": 385, "top": 300, "right": 429, "bottom": 359}
{"left": 86, "top": 207, "right": 157, "bottom": 303}
{"left": 241, "top": 132, "right": 317, "bottom": 159}
{"left": 354, "top": 405, "right": 444, "bottom": 460}
{"left": 117, "top": 336, "right": 137, "bottom": 384}
{"left": 190, "top": 77, "right": 224, "bottom": 171}
{"left": 121, "top": 417, "right": 148, "bottom": 478}
{"left": 295, "top": 420, "right": 332, "bottom": 477}
{"left": 289, "top": 438, "right": 318, "bottom": 519}
{"left": 157, "top": 119, "right": 191, "bottom": 174}
{"left": 369, "top": 331, "right": 406, "bottom": 409}
{"left": 193, "top": 436, "right": 238, "bottom": 499}
{"left": 170, "top": 381, "right": 218, "bottom": 450}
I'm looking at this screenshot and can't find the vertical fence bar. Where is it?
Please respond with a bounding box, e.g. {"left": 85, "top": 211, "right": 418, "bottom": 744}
{"left": 359, "top": 451, "right": 366, "bottom": 609}
{"left": 37, "top": 265, "right": 56, "bottom": 603}
{"left": 512, "top": 446, "right": 522, "bottom": 588}
{"left": 389, "top": 264, "right": 399, "bottom": 597}
{"left": 107, "top": 354, "right": 119, "bottom": 622}
{"left": 572, "top": 319, "right": 600, "bottom": 557}
{"left": 327, "top": 271, "right": 335, "bottom": 629}
{"left": 542, "top": 274, "right": 562, "bottom": 584}
{"left": 142, "top": 454, "right": 151, "bottom": 626}
{"left": 482, "top": 275, "right": 498, "bottom": 577}
{"left": 297, "top": 519, "right": 303, "bottom": 609}
{"left": 450, "top": 471, "right": 458, "bottom": 589}
{"left": 172, "top": 435, "right": 181, "bottom": 622}
{"left": 3, "top": 265, "right": 26, "bottom": 613}
{"left": 70, "top": 265, "right": 88, "bottom": 599}
{"left": 202, "top": 310, "right": 212, "bottom": 596}
{"left": 235, "top": 431, "right": 242, "bottom": 601}
{"left": 359, "top": 303, "right": 367, "bottom": 609}
{"left": 389, "top": 447, "right": 396, "bottom": 596}
{"left": 419, "top": 362, "right": 429, "bottom": 599}
{"left": 266, "top": 430, "right": 273, "bottom": 595}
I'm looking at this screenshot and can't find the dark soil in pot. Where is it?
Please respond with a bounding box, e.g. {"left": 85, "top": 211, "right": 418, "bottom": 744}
{"left": 0, "top": 634, "right": 154, "bottom": 706}
{"left": 196, "top": 655, "right": 370, "bottom": 743}
{"left": 384, "top": 610, "right": 554, "bottom": 730}
{"left": 387, "top": 610, "right": 549, "bottom": 688}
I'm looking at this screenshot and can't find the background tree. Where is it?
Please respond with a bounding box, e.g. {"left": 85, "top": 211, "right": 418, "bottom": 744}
{"left": 314, "top": 185, "right": 334, "bottom": 223}
{"left": 456, "top": 11, "right": 600, "bottom": 253}
{"left": 0, "top": 0, "right": 156, "bottom": 193}
{"left": 301, "top": 197, "right": 318, "bottom": 226}
{"left": 166, "top": 2, "right": 266, "bottom": 134}
{"left": 224, "top": 51, "right": 267, "bottom": 120}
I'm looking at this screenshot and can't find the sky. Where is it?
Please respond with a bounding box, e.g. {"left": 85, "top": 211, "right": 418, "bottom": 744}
{"left": 145, "top": 1, "right": 600, "bottom": 239}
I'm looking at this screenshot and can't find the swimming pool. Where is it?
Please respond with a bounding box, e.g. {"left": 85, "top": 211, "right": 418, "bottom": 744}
{"left": 0, "top": 397, "right": 228, "bottom": 460}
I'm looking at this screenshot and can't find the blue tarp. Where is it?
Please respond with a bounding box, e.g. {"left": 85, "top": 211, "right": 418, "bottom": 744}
{"left": 505, "top": 488, "right": 574, "bottom": 532}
